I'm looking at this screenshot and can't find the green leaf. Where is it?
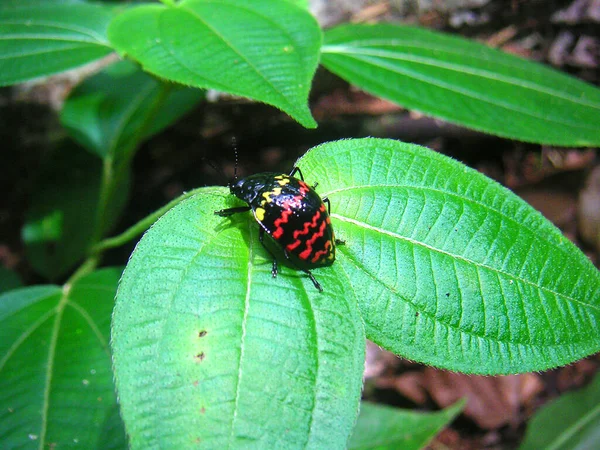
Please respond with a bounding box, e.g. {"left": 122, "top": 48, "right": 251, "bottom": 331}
{"left": 23, "top": 146, "right": 130, "bottom": 280}
{"left": 0, "top": 2, "right": 116, "bottom": 87}
{"left": 61, "top": 60, "right": 204, "bottom": 160}
{"left": 349, "top": 400, "right": 465, "bottom": 450}
{"left": 108, "top": 0, "right": 321, "bottom": 128}
{"left": 284, "top": 0, "right": 310, "bottom": 9}
{"left": 519, "top": 372, "right": 600, "bottom": 450}
{"left": 321, "top": 24, "right": 600, "bottom": 146}
{"left": 0, "top": 268, "right": 22, "bottom": 294}
{"left": 295, "top": 138, "right": 600, "bottom": 374}
{"left": 112, "top": 189, "right": 365, "bottom": 449}
{"left": 0, "top": 268, "right": 126, "bottom": 449}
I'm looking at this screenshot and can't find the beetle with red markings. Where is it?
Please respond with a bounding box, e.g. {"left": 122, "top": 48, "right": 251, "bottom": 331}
{"left": 215, "top": 166, "right": 342, "bottom": 292}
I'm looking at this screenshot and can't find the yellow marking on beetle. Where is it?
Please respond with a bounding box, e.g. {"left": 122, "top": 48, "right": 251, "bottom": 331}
{"left": 276, "top": 176, "right": 290, "bottom": 186}
{"left": 262, "top": 187, "right": 282, "bottom": 203}
{"left": 255, "top": 207, "right": 266, "bottom": 221}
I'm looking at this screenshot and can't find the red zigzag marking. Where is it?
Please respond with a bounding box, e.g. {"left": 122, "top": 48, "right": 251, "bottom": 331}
{"left": 299, "top": 219, "right": 327, "bottom": 261}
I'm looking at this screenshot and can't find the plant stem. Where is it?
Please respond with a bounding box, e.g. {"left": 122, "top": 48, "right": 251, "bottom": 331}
{"left": 63, "top": 255, "right": 100, "bottom": 292}
{"left": 91, "top": 188, "right": 202, "bottom": 254}
{"left": 89, "top": 82, "right": 173, "bottom": 250}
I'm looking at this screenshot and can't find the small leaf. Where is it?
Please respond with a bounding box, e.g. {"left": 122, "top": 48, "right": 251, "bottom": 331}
{"left": 108, "top": 0, "right": 321, "bottom": 128}
{"left": 0, "top": 2, "right": 116, "bottom": 86}
{"left": 349, "top": 400, "right": 465, "bottom": 450}
{"left": 296, "top": 138, "right": 600, "bottom": 374}
{"left": 61, "top": 60, "right": 204, "bottom": 160}
{"left": 112, "top": 190, "right": 365, "bottom": 449}
{"left": 519, "top": 372, "right": 600, "bottom": 450}
{"left": 321, "top": 24, "right": 600, "bottom": 146}
{"left": 23, "top": 145, "right": 129, "bottom": 279}
{"left": 0, "top": 267, "right": 23, "bottom": 294}
{"left": 0, "top": 268, "right": 126, "bottom": 449}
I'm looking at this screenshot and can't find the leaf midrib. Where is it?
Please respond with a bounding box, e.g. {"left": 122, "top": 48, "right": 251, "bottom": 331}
{"left": 321, "top": 43, "right": 600, "bottom": 109}
{"left": 322, "top": 51, "right": 598, "bottom": 131}
{"left": 546, "top": 400, "right": 600, "bottom": 450}
{"left": 175, "top": 3, "right": 299, "bottom": 113}
{"left": 39, "top": 287, "right": 68, "bottom": 449}
{"left": 0, "top": 19, "right": 108, "bottom": 43}
{"left": 326, "top": 182, "right": 583, "bottom": 276}
{"left": 339, "top": 248, "right": 589, "bottom": 351}
{"left": 333, "top": 214, "right": 598, "bottom": 314}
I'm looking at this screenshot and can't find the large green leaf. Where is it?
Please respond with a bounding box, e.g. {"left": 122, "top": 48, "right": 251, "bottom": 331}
{"left": 519, "top": 372, "right": 600, "bottom": 450}
{"left": 321, "top": 24, "right": 600, "bottom": 146}
{"left": 61, "top": 60, "right": 204, "bottom": 160}
{"left": 22, "top": 146, "right": 129, "bottom": 280}
{"left": 296, "top": 138, "right": 600, "bottom": 374}
{"left": 108, "top": 0, "right": 321, "bottom": 128}
{"left": 112, "top": 189, "right": 365, "bottom": 449}
{"left": 349, "top": 400, "right": 464, "bottom": 450}
{"left": 0, "top": 268, "right": 126, "bottom": 449}
{"left": 0, "top": 2, "right": 116, "bottom": 86}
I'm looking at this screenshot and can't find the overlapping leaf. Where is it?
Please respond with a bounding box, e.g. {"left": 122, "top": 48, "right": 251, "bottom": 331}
{"left": 0, "top": 269, "right": 126, "bottom": 449}
{"left": 321, "top": 25, "right": 600, "bottom": 146}
{"left": 296, "top": 138, "right": 600, "bottom": 374}
{"left": 112, "top": 190, "right": 365, "bottom": 448}
{"left": 519, "top": 372, "right": 600, "bottom": 450}
{"left": 350, "top": 400, "right": 464, "bottom": 450}
{"left": 108, "top": 0, "right": 321, "bottom": 128}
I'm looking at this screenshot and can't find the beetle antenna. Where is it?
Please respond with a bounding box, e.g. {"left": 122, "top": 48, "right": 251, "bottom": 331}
{"left": 232, "top": 136, "right": 239, "bottom": 181}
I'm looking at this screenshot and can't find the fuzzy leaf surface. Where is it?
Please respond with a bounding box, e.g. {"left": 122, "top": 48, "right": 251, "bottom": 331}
{"left": 112, "top": 190, "right": 365, "bottom": 449}
{"left": 108, "top": 0, "right": 320, "bottom": 128}
{"left": 0, "top": 269, "right": 126, "bottom": 449}
{"left": 296, "top": 138, "right": 600, "bottom": 374}
{"left": 321, "top": 24, "right": 600, "bottom": 146}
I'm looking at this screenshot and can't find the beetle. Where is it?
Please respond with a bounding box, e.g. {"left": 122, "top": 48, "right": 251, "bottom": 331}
{"left": 214, "top": 166, "right": 340, "bottom": 292}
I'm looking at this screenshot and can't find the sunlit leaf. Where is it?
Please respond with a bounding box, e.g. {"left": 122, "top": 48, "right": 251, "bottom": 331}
{"left": 112, "top": 190, "right": 365, "bottom": 448}
{"left": 108, "top": 0, "right": 321, "bottom": 128}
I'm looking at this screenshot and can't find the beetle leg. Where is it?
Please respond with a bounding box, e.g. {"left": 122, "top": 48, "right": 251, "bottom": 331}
{"left": 289, "top": 166, "right": 304, "bottom": 180}
{"left": 283, "top": 249, "right": 323, "bottom": 293}
{"left": 322, "top": 197, "right": 331, "bottom": 215}
{"left": 214, "top": 206, "right": 251, "bottom": 217}
{"left": 290, "top": 166, "right": 319, "bottom": 189}
{"left": 305, "top": 270, "right": 323, "bottom": 292}
{"left": 259, "top": 228, "right": 278, "bottom": 278}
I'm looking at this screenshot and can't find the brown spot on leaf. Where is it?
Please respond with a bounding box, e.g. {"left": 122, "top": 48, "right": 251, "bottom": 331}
{"left": 195, "top": 352, "right": 205, "bottom": 362}
{"left": 198, "top": 330, "right": 207, "bottom": 338}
